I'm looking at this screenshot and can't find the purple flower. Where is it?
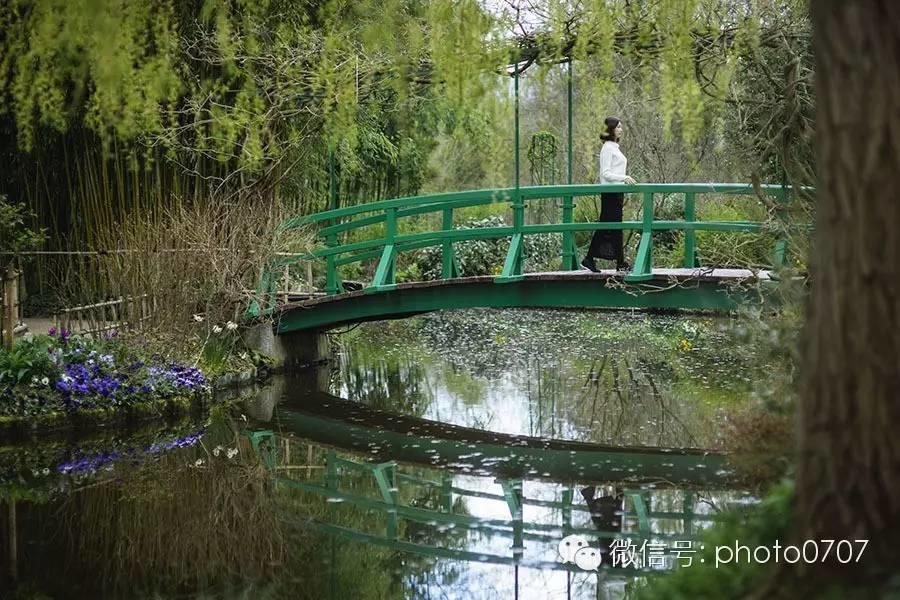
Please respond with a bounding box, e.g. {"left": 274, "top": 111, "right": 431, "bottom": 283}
{"left": 48, "top": 326, "right": 57, "bottom": 336}
{"left": 58, "top": 451, "right": 121, "bottom": 475}
{"left": 57, "top": 428, "right": 207, "bottom": 475}
{"left": 143, "top": 361, "right": 208, "bottom": 394}
{"left": 55, "top": 362, "right": 124, "bottom": 408}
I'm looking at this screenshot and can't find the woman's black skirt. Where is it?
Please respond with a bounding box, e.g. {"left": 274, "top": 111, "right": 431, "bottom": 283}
{"left": 587, "top": 192, "right": 625, "bottom": 261}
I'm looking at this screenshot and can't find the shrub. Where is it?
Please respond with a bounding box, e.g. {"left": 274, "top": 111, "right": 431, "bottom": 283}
{"left": 723, "top": 403, "right": 794, "bottom": 486}
{"left": 0, "top": 194, "right": 45, "bottom": 268}
{"left": 0, "top": 335, "right": 58, "bottom": 388}
{"left": 628, "top": 481, "right": 794, "bottom": 600}
{"left": 412, "top": 215, "right": 563, "bottom": 279}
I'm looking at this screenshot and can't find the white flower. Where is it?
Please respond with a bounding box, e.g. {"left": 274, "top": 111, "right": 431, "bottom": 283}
{"left": 193, "top": 314, "right": 204, "bottom": 322}
{"left": 238, "top": 352, "right": 249, "bottom": 360}
{"left": 42, "top": 468, "right": 49, "bottom": 475}
{"left": 194, "top": 458, "right": 205, "bottom": 467}
{"left": 226, "top": 321, "right": 238, "bottom": 331}
{"left": 226, "top": 448, "right": 238, "bottom": 459}
{"left": 212, "top": 325, "right": 223, "bottom": 334}
{"left": 41, "top": 377, "right": 49, "bottom": 386}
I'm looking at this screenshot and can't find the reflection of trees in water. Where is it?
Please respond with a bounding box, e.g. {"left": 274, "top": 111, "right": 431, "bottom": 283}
{"left": 523, "top": 353, "right": 713, "bottom": 448}
{"left": 274, "top": 442, "right": 474, "bottom": 600}
{"left": 25, "top": 429, "right": 285, "bottom": 597}
{"left": 393, "top": 473, "right": 473, "bottom": 599}
{"left": 420, "top": 309, "right": 590, "bottom": 379}
{"left": 337, "top": 347, "right": 432, "bottom": 417}
{"left": 334, "top": 310, "right": 754, "bottom": 448}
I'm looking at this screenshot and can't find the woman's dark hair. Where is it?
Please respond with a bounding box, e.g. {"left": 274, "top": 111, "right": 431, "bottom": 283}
{"left": 600, "top": 117, "right": 621, "bottom": 142}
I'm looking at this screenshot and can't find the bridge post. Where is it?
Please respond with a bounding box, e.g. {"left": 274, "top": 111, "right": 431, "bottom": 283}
{"left": 441, "top": 472, "right": 453, "bottom": 513}
{"left": 625, "top": 191, "right": 655, "bottom": 282}
{"left": 373, "top": 462, "right": 399, "bottom": 540}
{"left": 683, "top": 192, "right": 700, "bottom": 267}
{"left": 500, "top": 479, "right": 525, "bottom": 554}
{"left": 560, "top": 197, "right": 577, "bottom": 271}
{"left": 441, "top": 208, "right": 459, "bottom": 279}
{"left": 325, "top": 450, "right": 338, "bottom": 490}
{"left": 325, "top": 234, "right": 343, "bottom": 295}
{"left": 561, "top": 487, "right": 574, "bottom": 536}
{"left": 624, "top": 490, "right": 651, "bottom": 536}
{"left": 369, "top": 207, "right": 397, "bottom": 291}
{"left": 772, "top": 187, "right": 790, "bottom": 269}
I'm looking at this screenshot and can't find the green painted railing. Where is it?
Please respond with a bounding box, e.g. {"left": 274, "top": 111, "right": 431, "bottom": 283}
{"left": 250, "top": 183, "right": 794, "bottom": 316}
{"left": 248, "top": 431, "right": 727, "bottom": 572}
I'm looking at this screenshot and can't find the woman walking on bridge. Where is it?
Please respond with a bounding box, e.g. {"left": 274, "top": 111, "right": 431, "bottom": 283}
{"left": 581, "top": 117, "right": 636, "bottom": 272}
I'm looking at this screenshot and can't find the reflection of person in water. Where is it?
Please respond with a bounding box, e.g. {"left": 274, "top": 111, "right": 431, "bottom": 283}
{"left": 581, "top": 486, "right": 624, "bottom": 565}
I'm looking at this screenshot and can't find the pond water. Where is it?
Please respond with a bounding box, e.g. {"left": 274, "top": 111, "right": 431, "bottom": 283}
{"left": 0, "top": 309, "right": 768, "bottom": 599}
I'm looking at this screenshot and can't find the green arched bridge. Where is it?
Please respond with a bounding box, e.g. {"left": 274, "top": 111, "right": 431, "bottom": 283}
{"left": 250, "top": 183, "right": 795, "bottom": 333}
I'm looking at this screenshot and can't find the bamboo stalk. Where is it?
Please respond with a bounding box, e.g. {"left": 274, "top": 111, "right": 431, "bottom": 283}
{"left": 111, "top": 298, "right": 119, "bottom": 330}
{"left": 2, "top": 270, "right": 17, "bottom": 350}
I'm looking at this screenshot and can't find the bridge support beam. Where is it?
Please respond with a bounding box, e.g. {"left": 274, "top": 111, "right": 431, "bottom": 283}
{"left": 242, "top": 322, "right": 332, "bottom": 371}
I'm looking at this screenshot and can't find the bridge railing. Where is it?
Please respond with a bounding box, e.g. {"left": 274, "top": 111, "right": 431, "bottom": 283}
{"left": 247, "top": 431, "right": 727, "bottom": 572}
{"left": 250, "top": 183, "right": 793, "bottom": 315}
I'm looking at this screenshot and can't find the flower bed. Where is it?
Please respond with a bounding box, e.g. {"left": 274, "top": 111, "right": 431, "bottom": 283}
{"left": 0, "top": 328, "right": 211, "bottom": 431}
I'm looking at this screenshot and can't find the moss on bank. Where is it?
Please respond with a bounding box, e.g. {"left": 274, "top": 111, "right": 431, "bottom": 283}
{"left": 0, "top": 394, "right": 200, "bottom": 434}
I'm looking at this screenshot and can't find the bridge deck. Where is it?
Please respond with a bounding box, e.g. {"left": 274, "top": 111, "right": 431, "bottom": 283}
{"left": 272, "top": 268, "right": 774, "bottom": 332}
{"left": 275, "top": 390, "right": 733, "bottom": 486}
{"left": 287, "top": 267, "right": 772, "bottom": 309}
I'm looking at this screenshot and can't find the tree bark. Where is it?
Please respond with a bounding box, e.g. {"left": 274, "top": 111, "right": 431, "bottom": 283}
{"left": 797, "top": 0, "right": 900, "bottom": 571}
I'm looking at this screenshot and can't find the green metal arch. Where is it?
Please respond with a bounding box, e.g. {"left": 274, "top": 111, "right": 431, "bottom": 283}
{"left": 249, "top": 182, "right": 803, "bottom": 321}
{"left": 275, "top": 273, "right": 773, "bottom": 334}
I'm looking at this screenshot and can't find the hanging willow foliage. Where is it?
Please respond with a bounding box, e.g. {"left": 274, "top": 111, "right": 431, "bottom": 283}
{"left": 1, "top": 1, "right": 496, "bottom": 177}
{"left": 1, "top": 0, "right": 181, "bottom": 151}
{"left": 1, "top": 0, "right": 812, "bottom": 242}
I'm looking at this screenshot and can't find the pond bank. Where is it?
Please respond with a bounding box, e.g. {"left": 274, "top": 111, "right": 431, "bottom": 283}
{"left": 0, "top": 327, "right": 281, "bottom": 438}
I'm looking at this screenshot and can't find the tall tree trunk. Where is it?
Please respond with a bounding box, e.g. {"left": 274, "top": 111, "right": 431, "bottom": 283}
{"left": 797, "top": 0, "right": 900, "bottom": 569}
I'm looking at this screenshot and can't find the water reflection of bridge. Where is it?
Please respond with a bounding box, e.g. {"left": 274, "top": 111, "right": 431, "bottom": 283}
{"left": 246, "top": 389, "right": 744, "bottom": 581}
{"left": 265, "top": 390, "right": 732, "bottom": 485}
{"left": 248, "top": 429, "right": 735, "bottom": 579}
